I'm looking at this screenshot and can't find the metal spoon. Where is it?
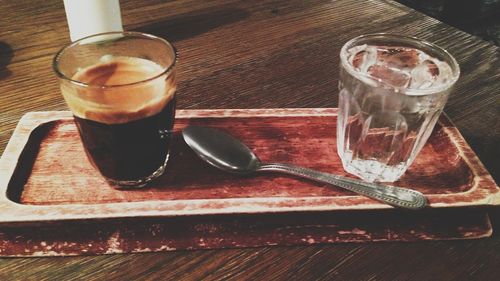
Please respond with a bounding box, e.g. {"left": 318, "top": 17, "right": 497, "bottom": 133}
{"left": 182, "top": 126, "right": 427, "bottom": 210}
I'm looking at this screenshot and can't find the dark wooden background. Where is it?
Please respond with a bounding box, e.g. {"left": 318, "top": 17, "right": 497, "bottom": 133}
{"left": 0, "top": 0, "right": 499, "bottom": 280}
{"left": 397, "top": 0, "right": 500, "bottom": 46}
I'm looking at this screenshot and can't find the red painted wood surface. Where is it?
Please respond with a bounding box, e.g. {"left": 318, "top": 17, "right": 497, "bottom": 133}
{"left": 15, "top": 116, "right": 473, "bottom": 204}
{"left": 3, "top": 110, "right": 497, "bottom": 211}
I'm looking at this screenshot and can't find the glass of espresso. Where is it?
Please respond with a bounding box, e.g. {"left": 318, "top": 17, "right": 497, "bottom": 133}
{"left": 53, "top": 32, "right": 177, "bottom": 188}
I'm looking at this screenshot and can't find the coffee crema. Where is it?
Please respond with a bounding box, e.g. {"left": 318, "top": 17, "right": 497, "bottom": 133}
{"left": 62, "top": 56, "right": 176, "bottom": 125}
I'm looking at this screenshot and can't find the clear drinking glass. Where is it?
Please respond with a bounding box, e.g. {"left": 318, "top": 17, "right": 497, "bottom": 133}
{"left": 337, "top": 34, "right": 460, "bottom": 182}
{"left": 53, "top": 32, "right": 177, "bottom": 187}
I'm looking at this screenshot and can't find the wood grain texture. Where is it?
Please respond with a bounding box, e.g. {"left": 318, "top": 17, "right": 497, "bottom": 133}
{"left": 0, "top": 0, "right": 499, "bottom": 280}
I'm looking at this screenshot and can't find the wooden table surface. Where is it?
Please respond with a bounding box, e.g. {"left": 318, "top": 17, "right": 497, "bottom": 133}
{"left": 1, "top": 0, "right": 499, "bottom": 280}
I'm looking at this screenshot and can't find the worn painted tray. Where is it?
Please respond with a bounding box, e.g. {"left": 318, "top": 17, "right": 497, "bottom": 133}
{"left": 0, "top": 109, "right": 498, "bottom": 256}
{"left": 0, "top": 208, "right": 492, "bottom": 257}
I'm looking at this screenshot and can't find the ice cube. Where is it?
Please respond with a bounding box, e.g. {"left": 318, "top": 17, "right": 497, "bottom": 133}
{"left": 348, "top": 44, "right": 378, "bottom": 74}
{"left": 376, "top": 46, "right": 420, "bottom": 69}
{"left": 368, "top": 64, "right": 411, "bottom": 88}
{"left": 409, "top": 60, "right": 439, "bottom": 89}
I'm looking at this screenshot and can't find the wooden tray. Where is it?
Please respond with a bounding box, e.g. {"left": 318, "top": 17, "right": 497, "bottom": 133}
{"left": 0, "top": 109, "right": 498, "bottom": 256}
{"left": 1, "top": 109, "right": 498, "bottom": 223}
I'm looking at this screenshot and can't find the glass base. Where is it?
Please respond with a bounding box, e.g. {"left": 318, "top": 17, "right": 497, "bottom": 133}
{"left": 339, "top": 152, "right": 407, "bottom": 183}
{"left": 105, "top": 154, "right": 170, "bottom": 189}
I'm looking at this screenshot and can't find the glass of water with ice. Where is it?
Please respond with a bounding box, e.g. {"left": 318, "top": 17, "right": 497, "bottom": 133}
{"left": 337, "top": 34, "right": 460, "bottom": 182}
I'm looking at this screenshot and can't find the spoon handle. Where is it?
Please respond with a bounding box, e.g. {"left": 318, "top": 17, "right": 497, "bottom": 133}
{"left": 258, "top": 163, "right": 427, "bottom": 210}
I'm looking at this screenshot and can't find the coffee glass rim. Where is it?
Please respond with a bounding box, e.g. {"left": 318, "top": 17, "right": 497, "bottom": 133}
{"left": 53, "top": 31, "right": 178, "bottom": 89}
{"left": 340, "top": 33, "right": 460, "bottom": 96}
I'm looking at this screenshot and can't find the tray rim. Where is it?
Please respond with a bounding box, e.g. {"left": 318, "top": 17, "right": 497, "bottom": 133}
{"left": 0, "top": 109, "right": 498, "bottom": 225}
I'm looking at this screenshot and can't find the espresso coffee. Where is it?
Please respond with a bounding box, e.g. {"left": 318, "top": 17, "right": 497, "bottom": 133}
{"left": 61, "top": 56, "right": 177, "bottom": 183}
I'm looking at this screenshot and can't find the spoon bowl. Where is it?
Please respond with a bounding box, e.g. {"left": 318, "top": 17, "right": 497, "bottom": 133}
{"left": 182, "top": 126, "right": 260, "bottom": 174}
